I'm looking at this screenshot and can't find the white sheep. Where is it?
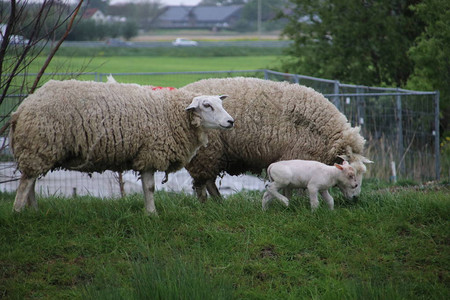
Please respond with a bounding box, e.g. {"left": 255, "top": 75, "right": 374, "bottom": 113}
{"left": 262, "top": 160, "right": 358, "bottom": 211}
{"left": 181, "top": 77, "right": 373, "bottom": 202}
{"left": 9, "top": 79, "right": 234, "bottom": 215}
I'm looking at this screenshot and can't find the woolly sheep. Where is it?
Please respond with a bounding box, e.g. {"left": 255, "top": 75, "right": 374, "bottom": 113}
{"left": 181, "top": 77, "right": 373, "bottom": 202}
{"left": 10, "top": 79, "right": 234, "bottom": 215}
{"left": 263, "top": 160, "right": 358, "bottom": 211}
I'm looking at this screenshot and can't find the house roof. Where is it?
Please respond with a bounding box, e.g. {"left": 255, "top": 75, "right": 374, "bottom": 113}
{"left": 158, "top": 5, "right": 243, "bottom": 23}
{"left": 83, "top": 8, "right": 100, "bottom": 19}
{"left": 158, "top": 6, "right": 192, "bottom": 21}
{"left": 193, "top": 5, "right": 242, "bottom": 22}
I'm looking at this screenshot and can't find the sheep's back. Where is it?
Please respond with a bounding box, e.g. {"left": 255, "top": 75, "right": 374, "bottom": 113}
{"left": 11, "top": 80, "right": 167, "bottom": 175}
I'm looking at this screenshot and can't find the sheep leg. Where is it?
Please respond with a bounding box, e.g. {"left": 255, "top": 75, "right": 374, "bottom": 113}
{"left": 320, "top": 190, "right": 334, "bottom": 210}
{"left": 265, "top": 182, "right": 290, "bottom": 207}
{"left": 141, "top": 171, "right": 157, "bottom": 215}
{"left": 307, "top": 187, "right": 320, "bottom": 211}
{"left": 205, "top": 179, "right": 222, "bottom": 200}
{"left": 262, "top": 190, "right": 273, "bottom": 210}
{"left": 13, "top": 175, "right": 37, "bottom": 212}
{"left": 193, "top": 181, "right": 208, "bottom": 203}
{"left": 26, "top": 179, "right": 37, "bottom": 210}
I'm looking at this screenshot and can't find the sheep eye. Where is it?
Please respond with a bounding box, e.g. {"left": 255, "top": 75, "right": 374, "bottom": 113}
{"left": 203, "top": 103, "right": 213, "bottom": 110}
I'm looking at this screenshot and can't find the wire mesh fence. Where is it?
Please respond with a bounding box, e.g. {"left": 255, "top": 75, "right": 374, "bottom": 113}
{"left": 0, "top": 69, "right": 441, "bottom": 198}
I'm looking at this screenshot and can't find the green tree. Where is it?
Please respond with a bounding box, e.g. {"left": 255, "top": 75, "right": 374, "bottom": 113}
{"left": 281, "top": 0, "right": 423, "bottom": 87}
{"left": 234, "top": 0, "right": 289, "bottom": 32}
{"left": 122, "top": 21, "right": 138, "bottom": 40}
{"left": 86, "top": 0, "right": 110, "bottom": 11}
{"left": 407, "top": 0, "right": 450, "bottom": 135}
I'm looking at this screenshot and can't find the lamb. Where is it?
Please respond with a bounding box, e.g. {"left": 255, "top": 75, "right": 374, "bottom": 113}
{"left": 262, "top": 160, "right": 358, "bottom": 211}
{"left": 9, "top": 79, "right": 234, "bottom": 215}
{"left": 181, "top": 77, "right": 372, "bottom": 201}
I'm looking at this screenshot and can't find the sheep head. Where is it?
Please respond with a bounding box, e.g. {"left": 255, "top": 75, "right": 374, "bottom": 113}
{"left": 185, "top": 95, "right": 234, "bottom": 130}
{"left": 337, "top": 153, "right": 373, "bottom": 198}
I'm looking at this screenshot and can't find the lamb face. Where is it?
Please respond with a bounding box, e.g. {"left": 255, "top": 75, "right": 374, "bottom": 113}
{"left": 335, "top": 161, "right": 359, "bottom": 199}
{"left": 185, "top": 95, "right": 234, "bottom": 129}
{"left": 338, "top": 155, "right": 373, "bottom": 198}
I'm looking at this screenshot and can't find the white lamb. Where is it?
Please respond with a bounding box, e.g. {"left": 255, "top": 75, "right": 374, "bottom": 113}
{"left": 262, "top": 160, "right": 358, "bottom": 211}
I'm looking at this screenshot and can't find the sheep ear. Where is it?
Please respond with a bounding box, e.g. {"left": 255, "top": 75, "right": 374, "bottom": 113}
{"left": 362, "top": 157, "right": 374, "bottom": 164}
{"left": 337, "top": 155, "right": 348, "bottom": 161}
{"left": 219, "top": 95, "right": 228, "bottom": 101}
{"left": 334, "top": 163, "right": 344, "bottom": 170}
{"left": 342, "top": 161, "right": 349, "bottom": 166}
{"left": 185, "top": 98, "right": 200, "bottom": 111}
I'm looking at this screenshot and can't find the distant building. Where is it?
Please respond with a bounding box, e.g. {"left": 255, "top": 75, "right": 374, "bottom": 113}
{"left": 82, "top": 8, "right": 107, "bottom": 23}
{"left": 82, "top": 8, "right": 126, "bottom": 23}
{"left": 154, "top": 5, "right": 243, "bottom": 30}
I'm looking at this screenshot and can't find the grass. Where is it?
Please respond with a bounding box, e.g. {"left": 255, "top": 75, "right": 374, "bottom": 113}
{"left": 1, "top": 181, "right": 449, "bottom": 299}
{"left": 36, "top": 56, "right": 279, "bottom": 75}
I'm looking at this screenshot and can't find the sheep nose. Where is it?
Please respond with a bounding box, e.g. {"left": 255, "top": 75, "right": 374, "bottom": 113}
{"left": 227, "top": 119, "right": 235, "bottom": 127}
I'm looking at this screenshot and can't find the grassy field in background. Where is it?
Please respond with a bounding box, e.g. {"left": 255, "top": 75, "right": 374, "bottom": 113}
{"left": 19, "top": 51, "right": 281, "bottom": 88}
{"left": 0, "top": 181, "right": 449, "bottom": 299}
{"left": 32, "top": 55, "right": 280, "bottom": 75}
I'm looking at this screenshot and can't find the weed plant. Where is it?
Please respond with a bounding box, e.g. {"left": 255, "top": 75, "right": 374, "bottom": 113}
{"left": 0, "top": 182, "right": 448, "bottom": 299}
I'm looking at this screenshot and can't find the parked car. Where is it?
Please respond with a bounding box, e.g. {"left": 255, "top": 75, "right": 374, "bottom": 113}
{"left": 172, "top": 38, "right": 198, "bottom": 47}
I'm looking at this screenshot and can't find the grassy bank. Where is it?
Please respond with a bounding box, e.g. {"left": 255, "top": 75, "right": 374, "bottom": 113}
{"left": 1, "top": 181, "right": 449, "bottom": 299}
{"left": 54, "top": 45, "right": 285, "bottom": 57}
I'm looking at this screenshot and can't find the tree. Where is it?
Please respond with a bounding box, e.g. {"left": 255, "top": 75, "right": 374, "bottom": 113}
{"left": 86, "top": 0, "right": 110, "bottom": 11}
{"left": 106, "top": 0, "right": 162, "bottom": 32}
{"left": 0, "top": 0, "right": 84, "bottom": 135}
{"left": 280, "top": 0, "right": 424, "bottom": 87}
{"left": 122, "top": 21, "right": 138, "bottom": 40}
{"left": 234, "top": 0, "right": 289, "bottom": 32}
{"left": 407, "top": 0, "right": 450, "bottom": 135}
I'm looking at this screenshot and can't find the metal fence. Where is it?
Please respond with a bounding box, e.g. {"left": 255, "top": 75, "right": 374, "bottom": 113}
{"left": 0, "top": 69, "right": 441, "bottom": 197}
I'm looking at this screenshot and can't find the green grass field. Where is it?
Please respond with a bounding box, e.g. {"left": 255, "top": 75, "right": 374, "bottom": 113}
{"left": 0, "top": 181, "right": 449, "bottom": 299}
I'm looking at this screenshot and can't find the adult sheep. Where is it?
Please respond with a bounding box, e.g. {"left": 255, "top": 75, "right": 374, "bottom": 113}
{"left": 10, "top": 79, "right": 234, "bottom": 214}
{"left": 181, "top": 77, "right": 373, "bottom": 202}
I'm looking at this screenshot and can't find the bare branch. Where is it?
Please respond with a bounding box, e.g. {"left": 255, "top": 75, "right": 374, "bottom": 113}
{"left": 30, "top": 0, "right": 84, "bottom": 93}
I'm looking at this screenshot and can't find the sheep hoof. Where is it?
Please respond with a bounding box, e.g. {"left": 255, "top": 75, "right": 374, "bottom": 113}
{"left": 145, "top": 210, "right": 159, "bottom": 217}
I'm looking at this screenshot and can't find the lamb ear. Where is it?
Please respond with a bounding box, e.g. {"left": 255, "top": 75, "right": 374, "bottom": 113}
{"left": 185, "top": 98, "right": 200, "bottom": 111}
{"left": 342, "top": 161, "right": 349, "bottom": 166}
{"left": 334, "top": 163, "right": 344, "bottom": 170}
{"left": 219, "top": 95, "right": 228, "bottom": 101}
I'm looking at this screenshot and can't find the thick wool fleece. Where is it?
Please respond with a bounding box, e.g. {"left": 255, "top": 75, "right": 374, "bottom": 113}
{"left": 182, "top": 77, "right": 366, "bottom": 185}
{"left": 10, "top": 80, "right": 205, "bottom": 177}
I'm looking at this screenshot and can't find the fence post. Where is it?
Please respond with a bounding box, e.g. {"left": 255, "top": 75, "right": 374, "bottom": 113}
{"left": 434, "top": 91, "right": 440, "bottom": 181}
{"left": 396, "top": 92, "right": 405, "bottom": 176}
{"left": 333, "top": 80, "right": 340, "bottom": 111}
{"left": 293, "top": 74, "right": 299, "bottom": 84}
{"left": 356, "top": 86, "right": 365, "bottom": 127}
{"left": 264, "top": 69, "right": 269, "bottom": 80}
